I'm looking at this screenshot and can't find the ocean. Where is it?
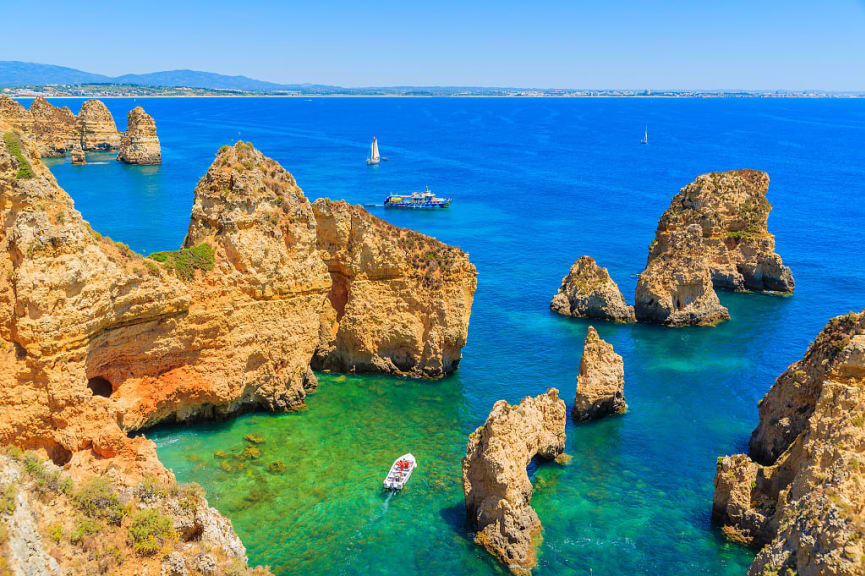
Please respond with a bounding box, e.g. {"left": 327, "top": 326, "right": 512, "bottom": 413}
{"left": 33, "top": 96, "right": 865, "bottom": 575}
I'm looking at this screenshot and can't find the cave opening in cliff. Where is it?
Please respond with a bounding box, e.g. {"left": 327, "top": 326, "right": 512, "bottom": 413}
{"left": 87, "top": 376, "right": 113, "bottom": 398}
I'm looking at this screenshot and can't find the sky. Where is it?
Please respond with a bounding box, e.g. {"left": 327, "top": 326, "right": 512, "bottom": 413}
{"left": 4, "top": 0, "right": 865, "bottom": 90}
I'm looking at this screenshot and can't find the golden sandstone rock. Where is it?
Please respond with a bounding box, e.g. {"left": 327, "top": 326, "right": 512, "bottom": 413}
{"left": 0, "top": 96, "right": 147, "bottom": 163}
{"left": 573, "top": 326, "right": 626, "bottom": 421}
{"left": 0, "top": 130, "right": 475, "bottom": 574}
{"left": 462, "top": 389, "right": 566, "bottom": 574}
{"left": 636, "top": 170, "right": 793, "bottom": 326}
{"left": 550, "top": 256, "right": 635, "bottom": 323}
{"left": 78, "top": 98, "right": 122, "bottom": 150}
{"left": 713, "top": 310, "right": 865, "bottom": 575}
{"left": 117, "top": 106, "right": 161, "bottom": 164}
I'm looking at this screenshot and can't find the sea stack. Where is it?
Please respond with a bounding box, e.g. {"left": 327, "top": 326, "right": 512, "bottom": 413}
{"left": 462, "top": 389, "right": 566, "bottom": 574}
{"left": 550, "top": 255, "right": 635, "bottom": 323}
{"left": 712, "top": 309, "right": 865, "bottom": 575}
{"left": 69, "top": 142, "right": 86, "bottom": 164}
{"left": 573, "top": 326, "right": 626, "bottom": 421}
{"left": 118, "top": 106, "right": 161, "bottom": 164}
{"left": 635, "top": 170, "right": 793, "bottom": 326}
{"left": 78, "top": 99, "right": 121, "bottom": 150}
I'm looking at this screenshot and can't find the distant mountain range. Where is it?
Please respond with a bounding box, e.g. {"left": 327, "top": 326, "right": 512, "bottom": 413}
{"left": 0, "top": 61, "right": 333, "bottom": 92}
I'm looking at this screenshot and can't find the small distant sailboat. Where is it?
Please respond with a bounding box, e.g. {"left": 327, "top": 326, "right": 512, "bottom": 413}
{"left": 641, "top": 125, "right": 648, "bottom": 145}
{"left": 367, "top": 137, "right": 381, "bottom": 165}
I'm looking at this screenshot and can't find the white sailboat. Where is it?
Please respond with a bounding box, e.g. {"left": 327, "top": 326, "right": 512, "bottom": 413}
{"left": 641, "top": 125, "right": 648, "bottom": 145}
{"left": 366, "top": 137, "right": 381, "bottom": 165}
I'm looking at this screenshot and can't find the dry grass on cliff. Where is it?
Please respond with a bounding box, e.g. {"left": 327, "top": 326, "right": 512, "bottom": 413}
{"left": 0, "top": 448, "right": 273, "bottom": 576}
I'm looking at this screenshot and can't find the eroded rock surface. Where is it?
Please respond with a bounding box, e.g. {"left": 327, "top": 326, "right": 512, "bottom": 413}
{"left": 117, "top": 106, "right": 161, "bottom": 164}
{"left": 0, "top": 96, "right": 124, "bottom": 158}
{"left": 78, "top": 99, "right": 121, "bottom": 150}
{"left": 551, "top": 256, "right": 635, "bottom": 323}
{"left": 713, "top": 310, "right": 865, "bottom": 575}
{"left": 636, "top": 170, "right": 793, "bottom": 325}
{"left": 462, "top": 389, "right": 566, "bottom": 574}
{"left": 573, "top": 326, "right": 626, "bottom": 420}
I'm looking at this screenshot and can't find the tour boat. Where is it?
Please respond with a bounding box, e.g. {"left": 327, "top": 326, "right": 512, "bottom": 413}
{"left": 384, "top": 188, "right": 452, "bottom": 208}
{"left": 641, "top": 125, "right": 648, "bottom": 145}
{"left": 383, "top": 453, "right": 417, "bottom": 490}
{"left": 366, "top": 137, "right": 381, "bottom": 165}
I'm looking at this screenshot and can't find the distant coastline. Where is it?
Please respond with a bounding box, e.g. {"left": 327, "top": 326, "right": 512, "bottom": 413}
{"left": 5, "top": 86, "right": 864, "bottom": 99}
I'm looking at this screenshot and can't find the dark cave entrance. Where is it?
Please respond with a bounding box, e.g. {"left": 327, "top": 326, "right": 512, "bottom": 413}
{"left": 87, "top": 376, "right": 113, "bottom": 398}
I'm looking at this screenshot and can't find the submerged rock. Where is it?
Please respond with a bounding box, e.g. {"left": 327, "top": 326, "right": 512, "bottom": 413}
{"left": 635, "top": 170, "right": 793, "bottom": 326}
{"left": 462, "top": 389, "right": 566, "bottom": 574}
{"left": 573, "top": 327, "right": 626, "bottom": 421}
{"left": 712, "top": 309, "right": 865, "bottom": 575}
{"left": 78, "top": 99, "right": 121, "bottom": 150}
{"left": 118, "top": 106, "right": 161, "bottom": 164}
{"left": 550, "top": 256, "right": 635, "bottom": 323}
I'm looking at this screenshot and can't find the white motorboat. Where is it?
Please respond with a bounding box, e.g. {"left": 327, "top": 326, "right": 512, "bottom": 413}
{"left": 383, "top": 453, "right": 417, "bottom": 490}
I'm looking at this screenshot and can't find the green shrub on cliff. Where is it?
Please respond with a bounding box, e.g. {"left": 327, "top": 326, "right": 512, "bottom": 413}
{"left": 3, "top": 133, "right": 34, "bottom": 179}
{"left": 128, "top": 509, "right": 176, "bottom": 556}
{"left": 147, "top": 242, "right": 215, "bottom": 281}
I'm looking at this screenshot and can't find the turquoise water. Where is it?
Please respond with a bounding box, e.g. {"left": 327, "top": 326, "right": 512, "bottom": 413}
{"left": 34, "top": 97, "right": 865, "bottom": 575}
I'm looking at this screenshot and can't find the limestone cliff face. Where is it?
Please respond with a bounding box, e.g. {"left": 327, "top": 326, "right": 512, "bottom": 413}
{"left": 311, "top": 198, "right": 476, "bottom": 376}
{"left": 0, "top": 453, "right": 260, "bottom": 576}
{"left": 712, "top": 310, "right": 865, "bottom": 576}
{"left": 28, "top": 97, "right": 80, "bottom": 158}
{"left": 573, "top": 327, "right": 626, "bottom": 421}
{"left": 462, "top": 389, "right": 566, "bottom": 575}
{"left": 0, "top": 96, "right": 123, "bottom": 158}
{"left": 636, "top": 170, "right": 793, "bottom": 326}
{"left": 117, "top": 107, "right": 161, "bottom": 164}
{"left": 0, "top": 133, "right": 475, "bottom": 571}
{"left": 550, "top": 256, "right": 635, "bottom": 323}
{"left": 77, "top": 99, "right": 121, "bottom": 151}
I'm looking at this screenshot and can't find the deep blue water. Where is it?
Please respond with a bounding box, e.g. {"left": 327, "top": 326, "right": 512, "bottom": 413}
{"left": 32, "top": 97, "right": 865, "bottom": 575}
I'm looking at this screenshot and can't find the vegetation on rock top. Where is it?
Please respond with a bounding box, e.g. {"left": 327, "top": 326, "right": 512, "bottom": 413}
{"left": 148, "top": 242, "right": 215, "bottom": 280}
{"left": 3, "top": 132, "right": 34, "bottom": 179}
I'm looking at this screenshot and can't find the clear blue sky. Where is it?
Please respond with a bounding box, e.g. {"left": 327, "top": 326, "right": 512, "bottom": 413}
{"left": 5, "top": 0, "right": 865, "bottom": 89}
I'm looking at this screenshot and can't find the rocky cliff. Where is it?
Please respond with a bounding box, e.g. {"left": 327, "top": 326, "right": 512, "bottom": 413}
{"left": 0, "top": 132, "right": 476, "bottom": 572}
{"left": 77, "top": 99, "right": 121, "bottom": 151}
{"left": 0, "top": 96, "right": 123, "bottom": 158}
{"left": 573, "top": 326, "right": 627, "bottom": 421}
{"left": 462, "top": 389, "right": 566, "bottom": 574}
{"left": 117, "top": 106, "right": 161, "bottom": 164}
{"left": 636, "top": 170, "right": 793, "bottom": 325}
{"left": 550, "top": 256, "right": 635, "bottom": 323}
{"left": 712, "top": 309, "right": 865, "bottom": 575}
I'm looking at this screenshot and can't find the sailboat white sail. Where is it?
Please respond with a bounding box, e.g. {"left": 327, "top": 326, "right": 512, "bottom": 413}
{"left": 641, "top": 126, "right": 648, "bottom": 145}
{"left": 367, "top": 137, "right": 381, "bottom": 165}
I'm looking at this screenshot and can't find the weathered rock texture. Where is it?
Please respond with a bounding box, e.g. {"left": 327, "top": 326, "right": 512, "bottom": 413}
{"left": 636, "top": 170, "right": 793, "bottom": 326}
{"left": 573, "top": 326, "right": 626, "bottom": 421}
{"left": 0, "top": 453, "right": 257, "bottom": 576}
{"left": 117, "top": 106, "right": 161, "bottom": 164}
{"left": 462, "top": 389, "right": 566, "bottom": 574}
{"left": 0, "top": 96, "right": 124, "bottom": 158}
{"left": 550, "top": 256, "right": 635, "bottom": 323}
{"left": 713, "top": 309, "right": 865, "bottom": 576}
{"left": 77, "top": 99, "right": 121, "bottom": 150}
{"left": 0, "top": 132, "right": 475, "bottom": 572}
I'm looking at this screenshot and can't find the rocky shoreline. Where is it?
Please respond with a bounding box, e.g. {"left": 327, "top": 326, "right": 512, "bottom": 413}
{"left": 0, "top": 123, "right": 476, "bottom": 573}
{"left": 0, "top": 95, "right": 161, "bottom": 164}
{"left": 713, "top": 309, "right": 864, "bottom": 575}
